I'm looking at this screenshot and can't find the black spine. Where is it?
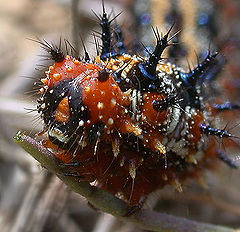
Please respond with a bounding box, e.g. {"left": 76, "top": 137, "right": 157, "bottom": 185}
{"left": 200, "top": 124, "right": 232, "bottom": 138}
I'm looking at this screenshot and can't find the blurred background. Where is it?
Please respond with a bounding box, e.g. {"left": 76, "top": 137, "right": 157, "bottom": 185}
{"left": 0, "top": 0, "right": 240, "bottom": 231}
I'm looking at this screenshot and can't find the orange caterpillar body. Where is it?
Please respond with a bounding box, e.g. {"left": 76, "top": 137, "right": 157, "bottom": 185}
{"left": 36, "top": 6, "right": 238, "bottom": 213}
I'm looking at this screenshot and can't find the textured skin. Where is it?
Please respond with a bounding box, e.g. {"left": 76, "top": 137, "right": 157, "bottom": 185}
{"left": 35, "top": 2, "right": 239, "bottom": 213}
{"left": 38, "top": 53, "right": 219, "bottom": 208}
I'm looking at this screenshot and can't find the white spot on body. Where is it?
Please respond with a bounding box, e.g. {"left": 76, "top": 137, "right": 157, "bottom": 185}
{"left": 108, "top": 118, "right": 114, "bottom": 125}
{"left": 111, "top": 98, "right": 116, "bottom": 107}
{"left": 40, "top": 103, "right": 46, "bottom": 109}
{"left": 79, "top": 120, "right": 84, "bottom": 126}
{"left": 97, "top": 102, "right": 104, "bottom": 110}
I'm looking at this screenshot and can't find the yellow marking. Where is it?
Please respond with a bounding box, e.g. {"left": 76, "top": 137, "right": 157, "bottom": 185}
{"left": 125, "top": 122, "right": 142, "bottom": 136}
{"left": 53, "top": 73, "right": 61, "bottom": 80}
{"left": 187, "top": 155, "right": 198, "bottom": 164}
{"left": 111, "top": 98, "right": 117, "bottom": 107}
{"left": 162, "top": 174, "right": 168, "bottom": 181}
{"left": 55, "top": 97, "right": 70, "bottom": 123}
{"left": 158, "top": 63, "right": 174, "bottom": 74}
{"left": 84, "top": 86, "right": 91, "bottom": 93}
{"left": 97, "top": 102, "right": 104, "bottom": 110}
{"left": 66, "top": 67, "right": 73, "bottom": 72}
{"left": 155, "top": 141, "right": 166, "bottom": 155}
{"left": 41, "top": 78, "right": 48, "bottom": 85}
{"left": 73, "top": 59, "right": 80, "bottom": 65}
{"left": 112, "top": 138, "right": 120, "bottom": 158}
{"left": 129, "top": 163, "right": 136, "bottom": 179}
{"left": 171, "top": 179, "right": 183, "bottom": 192}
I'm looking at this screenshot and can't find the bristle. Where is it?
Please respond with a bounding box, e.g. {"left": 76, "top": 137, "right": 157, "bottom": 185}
{"left": 138, "top": 24, "right": 177, "bottom": 80}
{"left": 28, "top": 38, "right": 65, "bottom": 62}
{"left": 80, "top": 35, "right": 90, "bottom": 62}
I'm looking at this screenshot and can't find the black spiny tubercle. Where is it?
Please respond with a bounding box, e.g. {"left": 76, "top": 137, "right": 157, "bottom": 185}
{"left": 177, "top": 51, "right": 221, "bottom": 109}
{"left": 180, "top": 51, "right": 219, "bottom": 87}
{"left": 200, "top": 124, "right": 233, "bottom": 139}
{"left": 31, "top": 38, "right": 65, "bottom": 62}
{"left": 138, "top": 25, "right": 176, "bottom": 81}
{"left": 146, "top": 25, "right": 175, "bottom": 75}
{"left": 92, "top": 0, "right": 119, "bottom": 59}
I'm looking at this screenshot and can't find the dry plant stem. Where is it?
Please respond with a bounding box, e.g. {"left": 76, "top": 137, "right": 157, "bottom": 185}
{"left": 71, "top": 0, "right": 80, "bottom": 55}
{"left": 14, "top": 131, "right": 240, "bottom": 232}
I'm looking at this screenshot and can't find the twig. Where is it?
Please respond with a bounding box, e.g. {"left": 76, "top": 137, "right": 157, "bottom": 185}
{"left": 13, "top": 131, "right": 240, "bottom": 232}
{"left": 71, "top": 0, "right": 80, "bottom": 55}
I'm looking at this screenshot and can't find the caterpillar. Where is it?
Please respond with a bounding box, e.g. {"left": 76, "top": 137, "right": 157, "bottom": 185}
{"left": 35, "top": 1, "right": 239, "bottom": 215}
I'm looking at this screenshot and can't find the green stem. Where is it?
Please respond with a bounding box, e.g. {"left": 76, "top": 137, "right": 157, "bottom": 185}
{"left": 14, "top": 130, "right": 239, "bottom": 232}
